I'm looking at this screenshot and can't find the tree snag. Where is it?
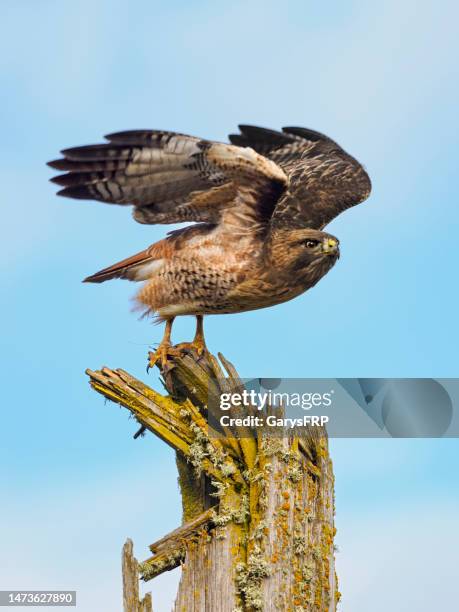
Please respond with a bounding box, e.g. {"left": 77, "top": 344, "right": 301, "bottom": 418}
{"left": 87, "top": 350, "right": 338, "bottom": 611}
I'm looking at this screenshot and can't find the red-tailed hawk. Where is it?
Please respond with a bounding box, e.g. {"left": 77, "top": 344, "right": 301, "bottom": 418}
{"left": 49, "top": 125, "right": 371, "bottom": 367}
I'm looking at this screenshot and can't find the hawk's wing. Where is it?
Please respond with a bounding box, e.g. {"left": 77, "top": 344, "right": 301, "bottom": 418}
{"left": 48, "top": 130, "right": 287, "bottom": 230}
{"left": 229, "top": 125, "right": 371, "bottom": 230}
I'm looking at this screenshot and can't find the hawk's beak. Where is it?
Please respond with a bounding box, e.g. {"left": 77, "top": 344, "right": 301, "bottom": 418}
{"left": 322, "top": 238, "right": 338, "bottom": 255}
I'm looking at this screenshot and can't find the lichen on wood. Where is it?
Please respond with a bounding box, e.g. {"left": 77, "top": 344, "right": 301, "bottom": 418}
{"left": 87, "top": 350, "right": 337, "bottom": 611}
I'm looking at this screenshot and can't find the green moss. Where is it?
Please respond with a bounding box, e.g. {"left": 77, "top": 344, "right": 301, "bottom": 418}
{"left": 176, "top": 454, "right": 205, "bottom": 522}
{"left": 233, "top": 493, "right": 250, "bottom": 525}
{"left": 210, "top": 479, "right": 230, "bottom": 499}
{"left": 139, "top": 548, "right": 184, "bottom": 582}
{"left": 235, "top": 545, "right": 271, "bottom": 611}
{"left": 188, "top": 422, "right": 211, "bottom": 476}
{"left": 293, "top": 534, "right": 306, "bottom": 556}
{"left": 249, "top": 520, "right": 268, "bottom": 542}
{"left": 287, "top": 464, "right": 302, "bottom": 483}
{"left": 211, "top": 491, "right": 249, "bottom": 528}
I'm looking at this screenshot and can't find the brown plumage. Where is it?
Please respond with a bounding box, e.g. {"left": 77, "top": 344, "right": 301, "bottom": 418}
{"left": 48, "top": 125, "right": 371, "bottom": 364}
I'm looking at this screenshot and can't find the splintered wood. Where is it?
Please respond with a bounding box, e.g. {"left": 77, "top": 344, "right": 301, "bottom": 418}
{"left": 88, "top": 350, "right": 338, "bottom": 611}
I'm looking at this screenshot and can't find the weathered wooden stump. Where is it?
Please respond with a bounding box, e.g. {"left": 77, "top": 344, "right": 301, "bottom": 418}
{"left": 87, "top": 351, "right": 338, "bottom": 611}
{"left": 122, "top": 539, "right": 153, "bottom": 612}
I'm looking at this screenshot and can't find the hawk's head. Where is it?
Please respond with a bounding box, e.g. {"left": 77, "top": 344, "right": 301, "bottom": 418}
{"left": 268, "top": 228, "right": 340, "bottom": 286}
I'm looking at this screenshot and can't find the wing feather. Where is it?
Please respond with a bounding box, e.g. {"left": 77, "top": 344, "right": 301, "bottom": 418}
{"left": 50, "top": 125, "right": 370, "bottom": 233}
{"left": 229, "top": 125, "right": 371, "bottom": 230}
{"left": 49, "top": 130, "right": 287, "bottom": 229}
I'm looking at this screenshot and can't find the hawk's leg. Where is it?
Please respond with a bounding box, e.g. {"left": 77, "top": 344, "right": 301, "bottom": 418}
{"left": 192, "top": 315, "right": 207, "bottom": 355}
{"left": 148, "top": 316, "right": 208, "bottom": 371}
{"left": 175, "top": 315, "right": 208, "bottom": 357}
{"left": 147, "top": 317, "right": 175, "bottom": 371}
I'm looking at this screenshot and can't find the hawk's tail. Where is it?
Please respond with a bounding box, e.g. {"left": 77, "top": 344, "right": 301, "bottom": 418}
{"left": 83, "top": 248, "right": 161, "bottom": 283}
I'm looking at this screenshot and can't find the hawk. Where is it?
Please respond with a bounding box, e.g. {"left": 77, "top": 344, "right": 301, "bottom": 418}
{"left": 48, "top": 125, "right": 371, "bottom": 367}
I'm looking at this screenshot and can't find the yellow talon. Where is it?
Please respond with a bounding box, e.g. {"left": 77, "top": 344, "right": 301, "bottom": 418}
{"left": 146, "top": 315, "right": 208, "bottom": 372}
{"left": 147, "top": 343, "right": 172, "bottom": 371}
{"left": 147, "top": 317, "right": 175, "bottom": 372}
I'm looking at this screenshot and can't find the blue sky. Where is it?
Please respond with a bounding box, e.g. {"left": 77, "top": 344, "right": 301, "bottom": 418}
{"left": 1, "top": 1, "right": 458, "bottom": 610}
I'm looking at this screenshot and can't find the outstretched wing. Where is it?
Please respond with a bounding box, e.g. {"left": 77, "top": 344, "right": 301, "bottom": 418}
{"left": 229, "top": 125, "right": 371, "bottom": 230}
{"left": 48, "top": 130, "right": 287, "bottom": 229}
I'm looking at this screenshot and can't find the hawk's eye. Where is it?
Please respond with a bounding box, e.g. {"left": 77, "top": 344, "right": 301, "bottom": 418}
{"left": 304, "top": 239, "right": 319, "bottom": 248}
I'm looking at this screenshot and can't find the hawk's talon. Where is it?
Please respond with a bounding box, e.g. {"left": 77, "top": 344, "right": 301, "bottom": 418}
{"left": 174, "top": 340, "right": 208, "bottom": 359}
{"left": 147, "top": 343, "right": 173, "bottom": 371}
{"left": 147, "top": 341, "right": 207, "bottom": 372}
{"left": 147, "top": 342, "right": 201, "bottom": 372}
{"left": 146, "top": 314, "right": 208, "bottom": 371}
